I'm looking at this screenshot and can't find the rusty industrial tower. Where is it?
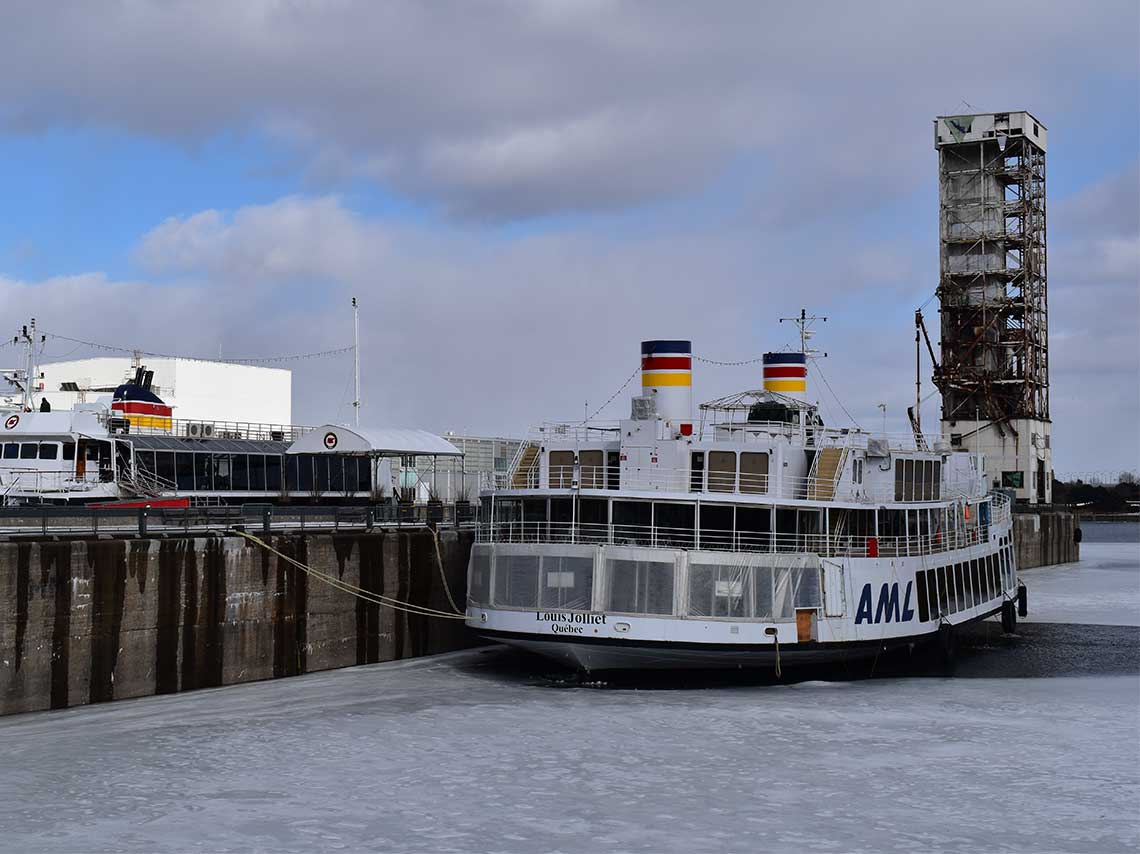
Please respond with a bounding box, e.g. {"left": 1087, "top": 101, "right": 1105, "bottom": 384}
{"left": 933, "top": 111, "right": 1052, "bottom": 503}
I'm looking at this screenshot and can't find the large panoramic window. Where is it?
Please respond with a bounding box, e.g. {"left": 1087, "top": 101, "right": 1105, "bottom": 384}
{"left": 606, "top": 557, "right": 674, "bottom": 615}
{"left": 548, "top": 451, "right": 574, "bottom": 488}
{"left": 579, "top": 450, "right": 604, "bottom": 490}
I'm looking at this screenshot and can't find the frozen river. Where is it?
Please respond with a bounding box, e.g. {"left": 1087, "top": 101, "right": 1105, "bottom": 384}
{"left": 1, "top": 527, "right": 1137, "bottom": 853}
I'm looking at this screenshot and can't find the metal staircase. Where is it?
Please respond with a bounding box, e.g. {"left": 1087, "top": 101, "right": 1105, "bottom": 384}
{"left": 807, "top": 447, "right": 847, "bottom": 501}
{"left": 508, "top": 442, "right": 541, "bottom": 489}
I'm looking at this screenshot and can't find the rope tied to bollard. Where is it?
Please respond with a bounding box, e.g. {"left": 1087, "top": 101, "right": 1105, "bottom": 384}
{"left": 231, "top": 528, "right": 467, "bottom": 621}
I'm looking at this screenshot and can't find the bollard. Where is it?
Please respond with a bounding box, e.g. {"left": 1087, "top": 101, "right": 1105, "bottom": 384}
{"left": 138, "top": 506, "right": 148, "bottom": 537}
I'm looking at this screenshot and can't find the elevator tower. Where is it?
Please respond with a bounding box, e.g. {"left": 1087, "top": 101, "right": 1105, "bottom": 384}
{"left": 933, "top": 111, "right": 1051, "bottom": 504}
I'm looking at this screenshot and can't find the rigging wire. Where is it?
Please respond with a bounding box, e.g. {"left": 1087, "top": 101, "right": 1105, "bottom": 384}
{"left": 41, "top": 331, "right": 354, "bottom": 364}
{"left": 808, "top": 356, "right": 861, "bottom": 430}
{"left": 581, "top": 364, "right": 640, "bottom": 422}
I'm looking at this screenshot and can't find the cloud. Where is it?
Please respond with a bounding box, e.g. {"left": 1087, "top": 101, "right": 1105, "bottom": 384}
{"left": 1, "top": 0, "right": 1136, "bottom": 219}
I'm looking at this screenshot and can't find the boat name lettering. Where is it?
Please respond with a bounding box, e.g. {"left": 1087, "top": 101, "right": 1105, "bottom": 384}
{"left": 536, "top": 612, "right": 607, "bottom": 626}
{"left": 855, "top": 582, "right": 915, "bottom": 624}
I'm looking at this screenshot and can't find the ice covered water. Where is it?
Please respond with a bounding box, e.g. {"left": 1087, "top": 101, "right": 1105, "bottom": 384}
{"left": 0, "top": 526, "right": 1137, "bottom": 853}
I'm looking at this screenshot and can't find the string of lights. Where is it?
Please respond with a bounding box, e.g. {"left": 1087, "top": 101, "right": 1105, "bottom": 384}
{"left": 42, "top": 332, "right": 354, "bottom": 365}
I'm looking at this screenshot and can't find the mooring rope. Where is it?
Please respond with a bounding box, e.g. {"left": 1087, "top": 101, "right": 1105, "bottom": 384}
{"left": 232, "top": 529, "right": 467, "bottom": 621}
{"left": 431, "top": 528, "right": 465, "bottom": 616}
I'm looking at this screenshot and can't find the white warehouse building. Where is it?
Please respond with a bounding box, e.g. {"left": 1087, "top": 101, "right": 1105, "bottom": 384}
{"left": 38, "top": 357, "right": 292, "bottom": 426}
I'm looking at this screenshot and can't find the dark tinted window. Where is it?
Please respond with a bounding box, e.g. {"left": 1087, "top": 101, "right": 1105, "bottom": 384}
{"left": 195, "top": 454, "right": 212, "bottom": 491}
{"left": 249, "top": 454, "right": 266, "bottom": 491}
{"left": 19, "top": 443, "right": 37, "bottom": 459}
{"left": 231, "top": 454, "right": 248, "bottom": 491}
{"left": 176, "top": 453, "right": 195, "bottom": 491}
{"left": 265, "top": 455, "right": 282, "bottom": 491}
{"left": 3, "top": 443, "right": 17, "bottom": 459}
{"left": 62, "top": 442, "right": 75, "bottom": 461}
{"left": 39, "top": 443, "right": 58, "bottom": 460}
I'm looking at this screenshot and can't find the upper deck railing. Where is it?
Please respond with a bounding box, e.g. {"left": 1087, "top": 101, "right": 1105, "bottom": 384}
{"left": 95, "top": 412, "right": 314, "bottom": 443}
{"left": 502, "top": 463, "right": 987, "bottom": 505}
{"left": 528, "top": 420, "right": 949, "bottom": 452}
{"left": 478, "top": 493, "right": 1011, "bottom": 559}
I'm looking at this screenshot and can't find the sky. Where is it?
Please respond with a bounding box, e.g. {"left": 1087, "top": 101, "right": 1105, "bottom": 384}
{"left": 0, "top": 0, "right": 1136, "bottom": 477}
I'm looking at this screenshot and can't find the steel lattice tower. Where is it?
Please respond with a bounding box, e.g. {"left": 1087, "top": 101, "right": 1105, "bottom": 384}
{"left": 934, "top": 111, "right": 1052, "bottom": 503}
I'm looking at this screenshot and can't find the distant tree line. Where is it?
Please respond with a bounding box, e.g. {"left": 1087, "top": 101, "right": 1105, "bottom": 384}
{"left": 1052, "top": 473, "right": 1139, "bottom": 513}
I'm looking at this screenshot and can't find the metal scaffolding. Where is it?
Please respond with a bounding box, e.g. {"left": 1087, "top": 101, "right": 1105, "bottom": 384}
{"left": 934, "top": 112, "right": 1049, "bottom": 427}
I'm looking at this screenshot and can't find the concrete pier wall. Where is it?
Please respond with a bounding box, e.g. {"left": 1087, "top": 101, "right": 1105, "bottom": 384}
{"left": 0, "top": 530, "right": 473, "bottom": 716}
{"left": 1014, "top": 510, "right": 1079, "bottom": 570}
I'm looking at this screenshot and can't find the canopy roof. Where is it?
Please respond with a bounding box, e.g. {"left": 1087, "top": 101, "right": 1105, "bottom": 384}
{"left": 285, "top": 425, "right": 463, "bottom": 457}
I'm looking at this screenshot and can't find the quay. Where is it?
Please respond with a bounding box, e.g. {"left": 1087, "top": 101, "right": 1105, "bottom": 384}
{"left": 0, "top": 507, "right": 474, "bottom": 715}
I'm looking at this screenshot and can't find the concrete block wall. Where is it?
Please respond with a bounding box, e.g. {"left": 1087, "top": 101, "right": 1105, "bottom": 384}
{"left": 1013, "top": 511, "right": 1080, "bottom": 570}
{"left": 0, "top": 530, "right": 474, "bottom": 716}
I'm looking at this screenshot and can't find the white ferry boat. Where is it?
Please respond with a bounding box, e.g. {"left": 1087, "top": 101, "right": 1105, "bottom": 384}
{"left": 465, "top": 332, "right": 1026, "bottom": 671}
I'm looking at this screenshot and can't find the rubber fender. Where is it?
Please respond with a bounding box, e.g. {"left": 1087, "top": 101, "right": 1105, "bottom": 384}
{"left": 1017, "top": 584, "right": 1028, "bottom": 618}
{"left": 1001, "top": 599, "right": 1017, "bottom": 634}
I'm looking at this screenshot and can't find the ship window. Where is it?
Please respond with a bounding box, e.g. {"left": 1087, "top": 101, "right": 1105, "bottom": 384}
{"left": 937, "top": 564, "right": 950, "bottom": 614}
{"left": 989, "top": 554, "right": 1000, "bottom": 594}
{"left": 954, "top": 563, "right": 966, "bottom": 612}
{"left": 578, "top": 498, "right": 608, "bottom": 543}
{"left": 19, "top": 443, "right": 37, "bottom": 459}
{"left": 62, "top": 442, "right": 75, "bottom": 461}
{"left": 736, "top": 505, "right": 771, "bottom": 552}
{"left": 135, "top": 450, "right": 154, "bottom": 474}
{"left": 356, "top": 457, "right": 370, "bottom": 493}
{"left": 613, "top": 500, "right": 652, "bottom": 546}
{"left": 963, "top": 561, "right": 974, "bottom": 608}
{"left": 39, "top": 443, "right": 58, "bottom": 460}
{"left": 156, "top": 452, "right": 175, "bottom": 486}
{"left": 284, "top": 455, "right": 299, "bottom": 491}
{"left": 297, "top": 455, "right": 314, "bottom": 492}
{"left": 700, "top": 504, "right": 735, "bottom": 551}
{"left": 314, "top": 455, "right": 330, "bottom": 492}
{"left": 606, "top": 557, "right": 674, "bottom": 615}
{"left": 246, "top": 454, "right": 265, "bottom": 491}
{"left": 970, "top": 560, "right": 982, "bottom": 604}
{"left": 688, "top": 562, "right": 752, "bottom": 618}
{"left": 933, "top": 460, "right": 942, "bottom": 499}
{"left": 549, "top": 451, "right": 574, "bottom": 488}
{"left": 740, "top": 452, "right": 769, "bottom": 494}
{"left": 213, "top": 454, "right": 232, "bottom": 491}
{"left": 467, "top": 547, "right": 492, "bottom": 607}
{"left": 707, "top": 451, "right": 737, "bottom": 493}
{"left": 539, "top": 554, "right": 594, "bottom": 611}
{"left": 654, "top": 502, "right": 695, "bottom": 549}
{"left": 492, "top": 553, "right": 540, "bottom": 609}
{"left": 328, "top": 456, "right": 345, "bottom": 493}
{"left": 2, "top": 443, "right": 16, "bottom": 459}
{"left": 231, "top": 454, "right": 249, "bottom": 491}
{"left": 176, "top": 453, "right": 194, "bottom": 491}
{"left": 606, "top": 451, "right": 620, "bottom": 490}
{"left": 265, "top": 455, "right": 282, "bottom": 491}
{"left": 579, "top": 450, "right": 604, "bottom": 490}
{"left": 894, "top": 460, "right": 905, "bottom": 501}
{"left": 343, "top": 456, "right": 360, "bottom": 493}
{"left": 926, "top": 569, "right": 939, "bottom": 618}
{"left": 916, "top": 570, "right": 930, "bottom": 621}
{"left": 195, "top": 454, "right": 212, "bottom": 491}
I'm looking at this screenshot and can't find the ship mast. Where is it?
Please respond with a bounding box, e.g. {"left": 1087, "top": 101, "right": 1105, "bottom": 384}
{"left": 352, "top": 297, "right": 361, "bottom": 428}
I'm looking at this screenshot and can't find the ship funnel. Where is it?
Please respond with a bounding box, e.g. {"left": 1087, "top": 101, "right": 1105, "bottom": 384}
{"left": 640, "top": 340, "right": 692, "bottom": 433}
{"left": 763, "top": 352, "right": 807, "bottom": 399}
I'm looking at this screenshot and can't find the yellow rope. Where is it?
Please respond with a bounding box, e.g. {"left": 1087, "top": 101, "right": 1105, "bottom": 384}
{"left": 232, "top": 529, "right": 467, "bottom": 621}
{"left": 431, "top": 528, "right": 465, "bottom": 616}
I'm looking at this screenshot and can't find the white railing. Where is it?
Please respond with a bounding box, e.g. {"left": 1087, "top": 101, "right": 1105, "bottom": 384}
{"left": 96, "top": 412, "right": 314, "bottom": 443}
{"left": 476, "top": 520, "right": 1002, "bottom": 559}
{"left": 509, "top": 464, "right": 984, "bottom": 505}
{"left": 0, "top": 467, "right": 110, "bottom": 496}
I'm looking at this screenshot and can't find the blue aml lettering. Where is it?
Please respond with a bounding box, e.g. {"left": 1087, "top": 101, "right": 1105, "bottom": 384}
{"left": 855, "top": 582, "right": 915, "bottom": 624}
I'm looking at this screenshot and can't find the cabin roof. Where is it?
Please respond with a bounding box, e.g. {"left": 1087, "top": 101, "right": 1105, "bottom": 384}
{"left": 285, "top": 425, "right": 462, "bottom": 457}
